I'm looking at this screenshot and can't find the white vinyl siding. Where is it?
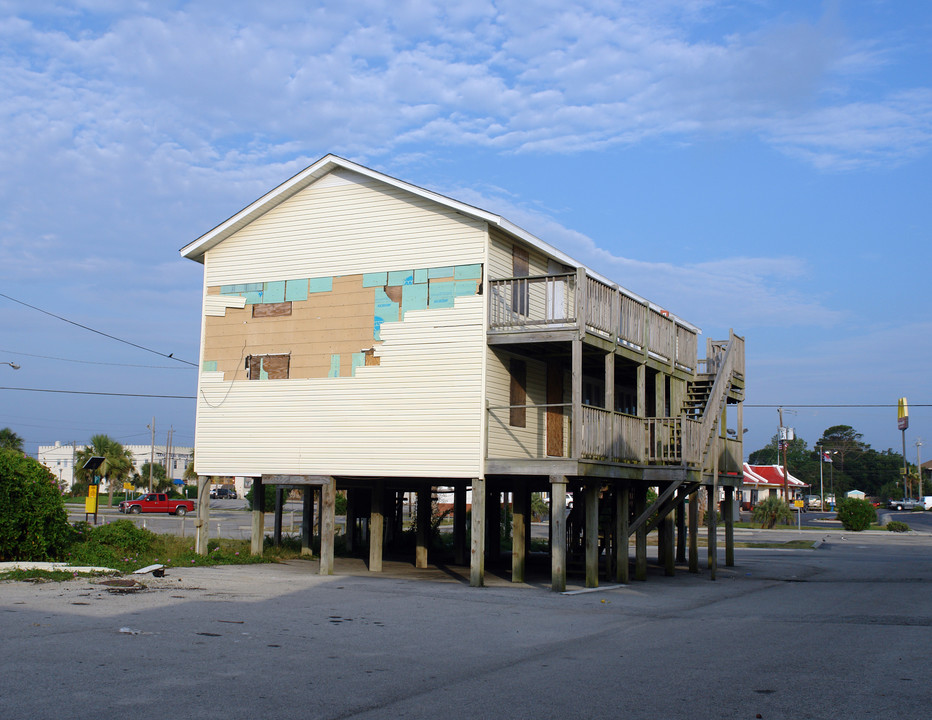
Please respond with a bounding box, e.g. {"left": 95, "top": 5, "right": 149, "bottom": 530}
{"left": 485, "top": 347, "right": 548, "bottom": 459}
{"left": 195, "top": 296, "right": 485, "bottom": 478}
{"left": 488, "top": 227, "right": 554, "bottom": 280}
{"left": 205, "top": 169, "right": 487, "bottom": 286}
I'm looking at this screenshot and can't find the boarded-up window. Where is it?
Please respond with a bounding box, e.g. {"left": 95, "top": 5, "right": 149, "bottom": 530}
{"left": 509, "top": 358, "right": 527, "bottom": 427}
{"left": 247, "top": 354, "right": 290, "bottom": 380}
{"left": 252, "top": 302, "right": 292, "bottom": 318}
{"left": 512, "top": 246, "right": 529, "bottom": 316}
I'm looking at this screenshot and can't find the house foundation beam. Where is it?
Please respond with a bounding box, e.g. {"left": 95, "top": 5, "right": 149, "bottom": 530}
{"left": 634, "top": 484, "right": 647, "bottom": 581}
{"left": 195, "top": 475, "right": 210, "bottom": 556}
{"left": 512, "top": 481, "right": 528, "bottom": 583}
{"left": 470, "top": 478, "right": 486, "bottom": 587}
{"left": 319, "top": 479, "right": 335, "bottom": 575}
{"left": 250, "top": 477, "right": 264, "bottom": 556}
{"left": 550, "top": 476, "right": 568, "bottom": 592}
{"left": 416, "top": 484, "right": 430, "bottom": 569}
{"left": 369, "top": 481, "right": 384, "bottom": 572}
{"left": 585, "top": 482, "right": 599, "bottom": 588}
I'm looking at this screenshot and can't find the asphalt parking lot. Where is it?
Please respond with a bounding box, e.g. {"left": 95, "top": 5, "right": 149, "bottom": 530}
{"left": 3, "top": 530, "right": 932, "bottom": 719}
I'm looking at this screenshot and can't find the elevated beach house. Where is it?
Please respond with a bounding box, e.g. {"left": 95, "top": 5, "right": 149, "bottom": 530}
{"left": 181, "top": 154, "right": 745, "bottom": 590}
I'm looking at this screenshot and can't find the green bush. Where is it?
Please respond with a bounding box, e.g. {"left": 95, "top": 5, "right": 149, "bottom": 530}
{"left": 0, "top": 448, "right": 74, "bottom": 561}
{"left": 246, "top": 484, "right": 277, "bottom": 511}
{"left": 89, "top": 519, "right": 156, "bottom": 553}
{"left": 836, "top": 498, "right": 876, "bottom": 531}
{"left": 752, "top": 496, "right": 793, "bottom": 529}
{"left": 886, "top": 520, "right": 910, "bottom": 533}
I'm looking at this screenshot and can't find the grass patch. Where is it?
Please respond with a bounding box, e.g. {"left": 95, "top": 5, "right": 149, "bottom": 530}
{"left": 13, "top": 519, "right": 304, "bottom": 580}
{"left": 737, "top": 540, "right": 816, "bottom": 550}
{"left": 0, "top": 568, "right": 117, "bottom": 582}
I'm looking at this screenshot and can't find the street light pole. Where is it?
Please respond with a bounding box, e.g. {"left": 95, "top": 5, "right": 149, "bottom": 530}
{"left": 2, "top": 361, "right": 21, "bottom": 370}
{"left": 817, "top": 444, "right": 824, "bottom": 512}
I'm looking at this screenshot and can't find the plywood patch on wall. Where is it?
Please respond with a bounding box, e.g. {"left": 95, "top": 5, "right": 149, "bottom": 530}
{"left": 203, "top": 263, "right": 483, "bottom": 380}
{"left": 253, "top": 302, "right": 292, "bottom": 318}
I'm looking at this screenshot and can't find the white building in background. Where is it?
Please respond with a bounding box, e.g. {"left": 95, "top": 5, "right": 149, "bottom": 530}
{"left": 37, "top": 441, "right": 193, "bottom": 491}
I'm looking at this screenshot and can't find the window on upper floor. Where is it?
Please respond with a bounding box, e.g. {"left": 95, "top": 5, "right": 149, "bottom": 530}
{"left": 246, "top": 353, "right": 291, "bottom": 380}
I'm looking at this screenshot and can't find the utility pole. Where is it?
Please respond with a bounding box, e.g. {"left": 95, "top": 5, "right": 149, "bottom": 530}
{"left": 779, "top": 407, "right": 788, "bottom": 501}
{"left": 918, "top": 438, "right": 924, "bottom": 498}
{"left": 817, "top": 444, "right": 824, "bottom": 511}
{"left": 147, "top": 417, "right": 155, "bottom": 492}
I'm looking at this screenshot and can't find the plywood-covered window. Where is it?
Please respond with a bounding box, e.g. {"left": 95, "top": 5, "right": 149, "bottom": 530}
{"left": 509, "top": 358, "right": 527, "bottom": 427}
{"left": 246, "top": 353, "right": 290, "bottom": 380}
{"left": 512, "top": 246, "right": 529, "bottom": 316}
{"left": 252, "top": 302, "right": 292, "bottom": 318}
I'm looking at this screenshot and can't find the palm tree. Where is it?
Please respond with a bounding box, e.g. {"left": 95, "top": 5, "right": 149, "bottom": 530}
{"left": 75, "top": 435, "right": 135, "bottom": 507}
{"left": 0, "top": 427, "right": 24, "bottom": 453}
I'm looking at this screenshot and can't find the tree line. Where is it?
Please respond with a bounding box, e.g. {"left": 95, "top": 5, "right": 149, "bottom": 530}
{"left": 0, "top": 428, "right": 197, "bottom": 505}
{"left": 748, "top": 424, "right": 926, "bottom": 500}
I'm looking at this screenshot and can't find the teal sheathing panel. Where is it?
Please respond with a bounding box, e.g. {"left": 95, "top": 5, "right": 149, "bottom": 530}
{"left": 413, "top": 268, "right": 428, "bottom": 284}
{"left": 258, "top": 357, "right": 269, "bottom": 380}
{"left": 387, "top": 270, "right": 414, "bottom": 286}
{"left": 202, "top": 360, "right": 218, "bottom": 372}
{"left": 362, "top": 272, "right": 388, "bottom": 288}
{"left": 309, "top": 277, "right": 333, "bottom": 294}
{"left": 428, "top": 266, "right": 454, "bottom": 279}
{"left": 373, "top": 288, "right": 399, "bottom": 340}
{"left": 401, "top": 283, "right": 428, "bottom": 319}
{"left": 455, "top": 280, "right": 479, "bottom": 297}
{"left": 328, "top": 354, "right": 341, "bottom": 378}
{"left": 263, "top": 280, "right": 286, "bottom": 304}
{"left": 285, "top": 279, "right": 308, "bottom": 302}
{"left": 429, "top": 280, "right": 456, "bottom": 309}
{"left": 351, "top": 353, "right": 366, "bottom": 377}
{"left": 244, "top": 290, "right": 263, "bottom": 305}
{"left": 219, "top": 285, "right": 238, "bottom": 295}
{"left": 454, "top": 264, "right": 482, "bottom": 280}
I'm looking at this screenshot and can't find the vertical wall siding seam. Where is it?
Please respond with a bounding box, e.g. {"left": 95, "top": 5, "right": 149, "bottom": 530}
{"left": 193, "top": 258, "right": 211, "bottom": 475}
{"left": 479, "top": 222, "right": 491, "bottom": 480}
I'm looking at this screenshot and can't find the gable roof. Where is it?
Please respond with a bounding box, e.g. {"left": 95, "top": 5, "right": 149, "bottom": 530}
{"left": 179, "top": 153, "right": 699, "bottom": 332}
{"left": 743, "top": 463, "right": 808, "bottom": 488}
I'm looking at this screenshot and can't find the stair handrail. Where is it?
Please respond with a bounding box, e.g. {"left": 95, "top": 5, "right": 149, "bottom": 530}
{"left": 695, "top": 329, "right": 738, "bottom": 466}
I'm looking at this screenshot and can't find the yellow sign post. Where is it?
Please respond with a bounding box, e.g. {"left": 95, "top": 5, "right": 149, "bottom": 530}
{"left": 84, "top": 485, "right": 98, "bottom": 515}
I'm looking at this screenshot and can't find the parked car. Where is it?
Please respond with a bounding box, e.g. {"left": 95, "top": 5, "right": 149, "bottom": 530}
{"left": 119, "top": 493, "right": 195, "bottom": 516}
{"left": 803, "top": 495, "right": 822, "bottom": 510}
{"left": 215, "top": 487, "right": 237, "bottom": 500}
{"left": 889, "top": 498, "right": 925, "bottom": 511}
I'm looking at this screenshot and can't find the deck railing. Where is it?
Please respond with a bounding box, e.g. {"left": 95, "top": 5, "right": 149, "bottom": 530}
{"left": 489, "top": 271, "right": 697, "bottom": 372}
{"left": 490, "top": 405, "right": 704, "bottom": 466}
{"left": 488, "top": 273, "right": 576, "bottom": 330}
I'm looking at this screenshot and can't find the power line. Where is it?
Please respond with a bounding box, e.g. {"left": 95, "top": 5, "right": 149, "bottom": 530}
{"left": 746, "top": 404, "right": 932, "bottom": 408}
{"left": 0, "top": 292, "right": 197, "bottom": 366}
{"left": 0, "top": 348, "right": 193, "bottom": 369}
{"left": 0, "top": 386, "right": 194, "bottom": 399}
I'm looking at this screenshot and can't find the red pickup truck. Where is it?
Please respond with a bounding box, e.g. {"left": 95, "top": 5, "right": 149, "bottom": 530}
{"left": 119, "top": 493, "right": 195, "bottom": 516}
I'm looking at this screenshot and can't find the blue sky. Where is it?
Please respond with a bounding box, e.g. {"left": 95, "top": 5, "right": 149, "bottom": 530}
{"left": 1, "top": 0, "right": 930, "bottom": 463}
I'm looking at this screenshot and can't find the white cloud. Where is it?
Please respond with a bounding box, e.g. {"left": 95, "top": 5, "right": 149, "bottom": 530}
{"left": 1, "top": 0, "right": 928, "bottom": 182}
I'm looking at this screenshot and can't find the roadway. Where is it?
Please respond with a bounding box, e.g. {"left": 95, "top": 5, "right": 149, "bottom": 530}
{"left": 5, "top": 528, "right": 932, "bottom": 719}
